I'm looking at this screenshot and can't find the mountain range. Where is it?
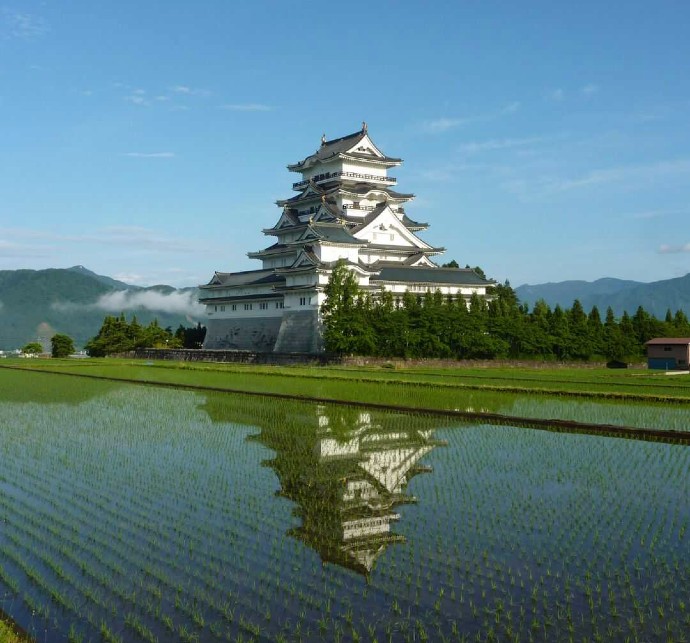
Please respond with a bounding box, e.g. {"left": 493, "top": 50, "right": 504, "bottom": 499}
{"left": 515, "top": 273, "right": 690, "bottom": 318}
{"left": 1, "top": 266, "right": 688, "bottom": 351}
{"left": 0, "top": 266, "right": 202, "bottom": 351}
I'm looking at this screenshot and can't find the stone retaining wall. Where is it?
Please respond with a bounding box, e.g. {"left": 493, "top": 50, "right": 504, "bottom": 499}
{"left": 133, "top": 348, "right": 339, "bottom": 366}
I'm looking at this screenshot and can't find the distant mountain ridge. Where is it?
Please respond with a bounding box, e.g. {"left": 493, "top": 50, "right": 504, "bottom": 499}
{"left": 0, "top": 267, "right": 202, "bottom": 350}
{"left": 2, "top": 266, "right": 688, "bottom": 351}
{"left": 515, "top": 273, "right": 690, "bottom": 318}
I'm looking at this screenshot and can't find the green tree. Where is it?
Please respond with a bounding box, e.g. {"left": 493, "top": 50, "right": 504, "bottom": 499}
{"left": 567, "top": 299, "right": 593, "bottom": 359}
{"left": 51, "top": 333, "right": 75, "bottom": 358}
{"left": 321, "top": 261, "right": 366, "bottom": 354}
{"left": 587, "top": 306, "right": 604, "bottom": 357}
{"left": 22, "top": 342, "right": 43, "bottom": 354}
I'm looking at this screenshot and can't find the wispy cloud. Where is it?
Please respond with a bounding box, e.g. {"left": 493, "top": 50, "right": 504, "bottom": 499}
{"left": 122, "top": 152, "right": 175, "bottom": 158}
{"left": 422, "top": 102, "right": 521, "bottom": 134}
{"left": 0, "top": 238, "right": 49, "bottom": 258}
{"left": 0, "top": 226, "right": 200, "bottom": 253}
{"left": 170, "top": 85, "right": 210, "bottom": 97}
{"left": 124, "top": 89, "right": 150, "bottom": 106}
{"left": 547, "top": 159, "right": 690, "bottom": 193}
{"left": 501, "top": 101, "right": 521, "bottom": 114}
{"left": 581, "top": 83, "right": 599, "bottom": 96}
{"left": 219, "top": 103, "right": 273, "bottom": 112}
{"left": 459, "top": 136, "right": 546, "bottom": 155}
{"left": 629, "top": 209, "right": 687, "bottom": 220}
{"left": 422, "top": 118, "right": 468, "bottom": 133}
{"left": 1, "top": 8, "right": 48, "bottom": 39}
{"left": 548, "top": 88, "right": 565, "bottom": 102}
{"left": 416, "top": 161, "right": 508, "bottom": 182}
{"left": 659, "top": 243, "right": 690, "bottom": 254}
{"left": 505, "top": 159, "right": 690, "bottom": 199}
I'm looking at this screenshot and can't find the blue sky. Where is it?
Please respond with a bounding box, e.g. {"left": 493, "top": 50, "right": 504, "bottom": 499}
{"left": 1, "top": 0, "right": 689, "bottom": 288}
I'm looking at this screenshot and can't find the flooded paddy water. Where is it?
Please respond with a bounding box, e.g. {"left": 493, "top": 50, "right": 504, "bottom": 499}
{"left": 0, "top": 369, "right": 689, "bottom": 642}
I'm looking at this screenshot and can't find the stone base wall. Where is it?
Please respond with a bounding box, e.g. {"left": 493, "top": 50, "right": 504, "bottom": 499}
{"left": 273, "top": 310, "right": 322, "bottom": 354}
{"left": 134, "top": 348, "right": 339, "bottom": 365}
{"left": 203, "top": 316, "right": 283, "bottom": 351}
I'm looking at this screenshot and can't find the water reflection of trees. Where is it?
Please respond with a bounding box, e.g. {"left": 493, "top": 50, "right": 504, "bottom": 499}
{"left": 201, "top": 395, "right": 445, "bottom": 575}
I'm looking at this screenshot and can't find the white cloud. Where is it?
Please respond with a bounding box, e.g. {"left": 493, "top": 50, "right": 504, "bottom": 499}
{"left": 422, "top": 118, "right": 467, "bottom": 133}
{"left": 220, "top": 103, "right": 272, "bottom": 112}
{"left": 581, "top": 84, "right": 599, "bottom": 95}
{"left": 548, "top": 159, "right": 690, "bottom": 193}
{"left": 549, "top": 88, "right": 565, "bottom": 101}
{"left": 113, "top": 273, "right": 145, "bottom": 285}
{"left": 52, "top": 289, "right": 204, "bottom": 317}
{"left": 501, "top": 101, "right": 521, "bottom": 114}
{"left": 459, "top": 136, "right": 545, "bottom": 155}
{"left": 629, "top": 209, "right": 686, "bottom": 220}
{"left": 505, "top": 159, "right": 690, "bottom": 198}
{"left": 659, "top": 243, "right": 690, "bottom": 254}
{"left": 170, "top": 85, "right": 210, "bottom": 96}
{"left": 122, "top": 152, "right": 175, "bottom": 158}
{"left": 422, "top": 102, "right": 521, "bottom": 134}
{"left": 0, "top": 226, "right": 200, "bottom": 253}
{"left": 0, "top": 238, "right": 49, "bottom": 258}
{"left": 1, "top": 8, "right": 48, "bottom": 39}
{"left": 125, "top": 94, "right": 150, "bottom": 106}
{"left": 416, "top": 161, "right": 507, "bottom": 182}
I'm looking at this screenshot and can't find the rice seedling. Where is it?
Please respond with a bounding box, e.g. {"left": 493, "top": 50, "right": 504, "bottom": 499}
{"left": 0, "top": 368, "right": 688, "bottom": 641}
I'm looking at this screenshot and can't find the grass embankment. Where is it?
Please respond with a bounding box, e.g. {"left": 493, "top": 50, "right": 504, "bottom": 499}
{"left": 6, "top": 358, "right": 690, "bottom": 401}
{"left": 3, "top": 359, "right": 690, "bottom": 440}
{"left": 0, "top": 619, "right": 25, "bottom": 643}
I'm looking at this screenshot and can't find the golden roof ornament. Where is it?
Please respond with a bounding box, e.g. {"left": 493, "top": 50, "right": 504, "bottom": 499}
{"left": 321, "top": 133, "right": 326, "bottom": 146}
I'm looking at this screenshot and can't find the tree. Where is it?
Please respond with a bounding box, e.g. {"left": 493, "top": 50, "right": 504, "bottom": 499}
{"left": 442, "top": 259, "right": 459, "bottom": 268}
{"left": 321, "top": 261, "right": 366, "bottom": 354}
{"left": 51, "top": 334, "right": 75, "bottom": 358}
{"left": 22, "top": 342, "right": 43, "bottom": 354}
{"left": 85, "top": 314, "right": 179, "bottom": 356}
{"left": 465, "top": 264, "right": 487, "bottom": 279}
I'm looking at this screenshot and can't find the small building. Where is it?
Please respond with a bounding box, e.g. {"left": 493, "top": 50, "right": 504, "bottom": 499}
{"left": 645, "top": 338, "right": 690, "bottom": 370}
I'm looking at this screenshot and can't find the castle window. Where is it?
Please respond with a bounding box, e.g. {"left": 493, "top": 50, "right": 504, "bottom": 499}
{"left": 244, "top": 303, "right": 252, "bottom": 311}
{"left": 231, "top": 304, "right": 237, "bottom": 311}
{"left": 259, "top": 302, "right": 268, "bottom": 310}
{"left": 220, "top": 305, "right": 225, "bottom": 312}
{"left": 299, "top": 297, "right": 307, "bottom": 306}
{"left": 275, "top": 301, "right": 284, "bottom": 309}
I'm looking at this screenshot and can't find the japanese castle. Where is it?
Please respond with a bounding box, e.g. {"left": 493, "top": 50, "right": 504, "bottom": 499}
{"left": 200, "top": 123, "right": 493, "bottom": 352}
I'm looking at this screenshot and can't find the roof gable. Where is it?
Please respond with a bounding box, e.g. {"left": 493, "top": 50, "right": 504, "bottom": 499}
{"left": 353, "top": 205, "right": 432, "bottom": 250}
{"left": 343, "top": 133, "right": 385, "bottom": 160}
{"left": 291, "top": 250, "right": 319, "bottom": 269}
{"left": 273, "top": 210, "right": 299, "bottom": 230}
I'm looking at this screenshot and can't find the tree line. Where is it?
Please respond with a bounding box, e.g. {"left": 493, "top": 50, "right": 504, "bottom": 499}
{"left": 321, "top": 262, "right": 690, "bottom": 361}
{"left": 85, "top": 315, "right": 206, "bottom": 356}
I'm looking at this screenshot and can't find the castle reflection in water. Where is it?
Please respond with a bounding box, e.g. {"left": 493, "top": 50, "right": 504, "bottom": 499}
{"left": 208, "top": 397, "right": 447, "bottom": 575}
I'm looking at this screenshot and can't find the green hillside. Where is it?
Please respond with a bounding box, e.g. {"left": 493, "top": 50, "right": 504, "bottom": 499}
{"left": 516, "top": 273, "right": 690, "bottom": 317}
{"left": 0, "top": 268, "right": 202, "bottom": 350}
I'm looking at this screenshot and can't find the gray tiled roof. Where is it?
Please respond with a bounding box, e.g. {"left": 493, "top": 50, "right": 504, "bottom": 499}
{"left": 201, "top": 269, "right": 282, "bottom": 288}
{"left": 372, "top": 265, "right": 493, "bottom": 286}
{"left": 401, "top": 214, "right": 428, "bottom": 229}
{"left": 288, "top": 129, "right": 400, "bottom": 170}
{"left": 289, "top": 131, "right": 366, "bottom": 169}
{"left": 301, "top": 223, "right": 366, "bottom": 245}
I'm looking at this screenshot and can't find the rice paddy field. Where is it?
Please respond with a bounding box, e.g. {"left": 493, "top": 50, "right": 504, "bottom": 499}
{"left": 1, "top": 362, "right": 689, "bottom": 642}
